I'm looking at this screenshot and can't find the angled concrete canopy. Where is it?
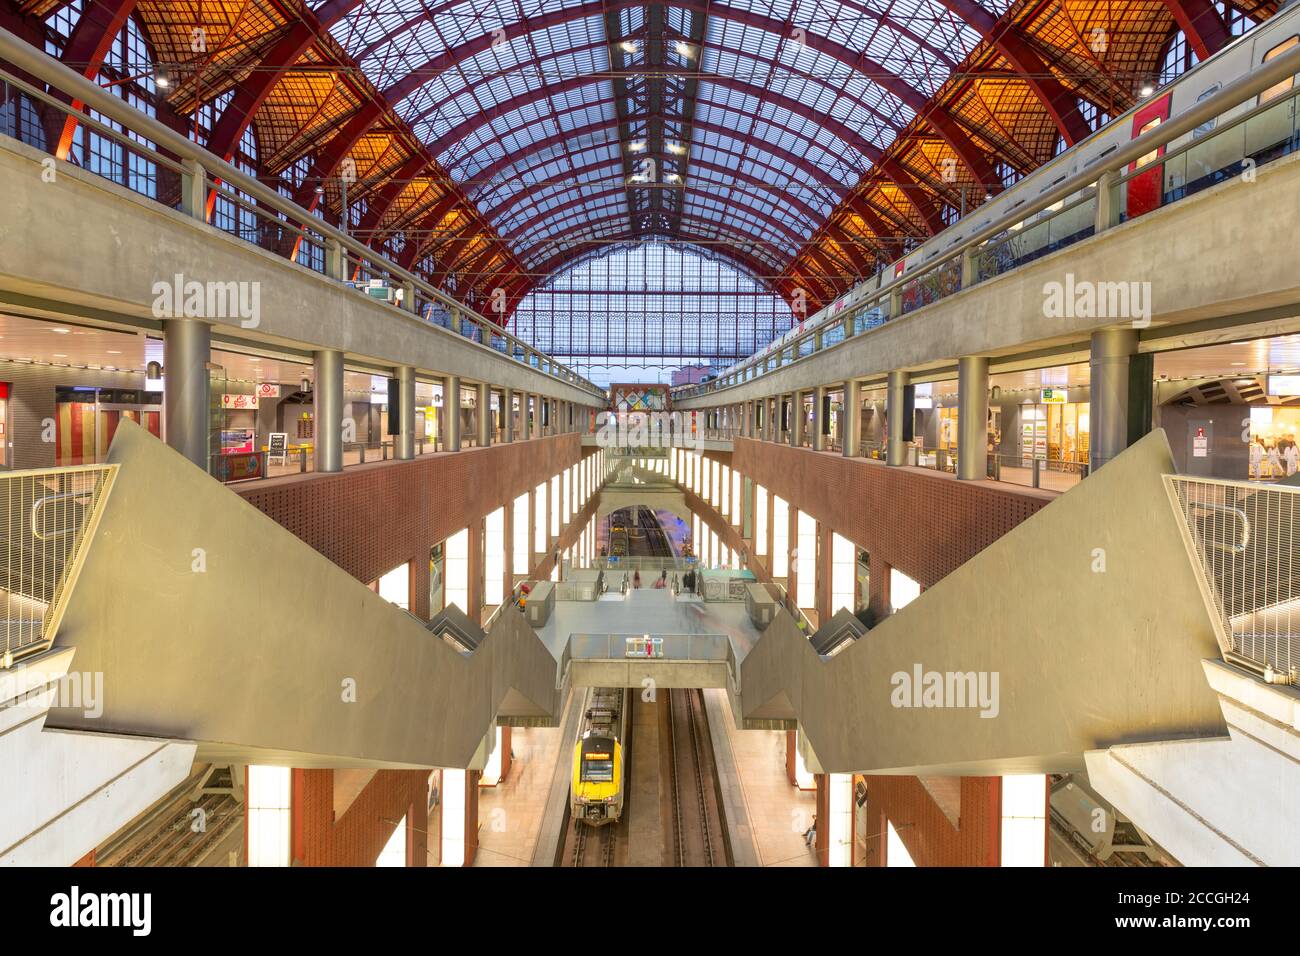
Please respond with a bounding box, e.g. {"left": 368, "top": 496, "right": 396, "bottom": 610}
{"left": 739, "top": 429, "right": 1227, "bottom": 775}
{"left": 48, "top": 421, "right": 560, "bottom": 769}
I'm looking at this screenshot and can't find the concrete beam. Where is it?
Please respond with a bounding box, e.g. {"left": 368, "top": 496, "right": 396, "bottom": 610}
{"left": 738, "top": 430, "right": 1226, "bottom": 774}
{"left": 50, "top": 421, "right": 561, "bottom": 769}
{"left": 675, "top": 153, "right": 1300, "bottom": 408}
{"left": 0, "top": 138, "right": 602, "bottom": 408}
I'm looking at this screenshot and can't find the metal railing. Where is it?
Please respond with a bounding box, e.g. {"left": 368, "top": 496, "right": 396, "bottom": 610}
{"left": 594, "top": 556, "right": 694, "bottom": 572}
{"left": 671, "top": 39, "right": 1300, "bottom": 403}
{"left": 0, "top": 30, "right": 604, "bottom": 401}
{"left": 213, "top": 439, "right": 446, "bottom": 483}
{"left": 1165, "top": 475, "right": 1300, "bottom": 679}
{"left": 0, "top": 465, "right": 117, "bottom": 668}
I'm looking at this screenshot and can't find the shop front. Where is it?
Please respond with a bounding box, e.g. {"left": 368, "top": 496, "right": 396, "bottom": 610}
{"left": 55, "top": 385, "right": 162, "bottom": 466}
{"left": 994, "top": 386, "right": 1091, "bottom": 474}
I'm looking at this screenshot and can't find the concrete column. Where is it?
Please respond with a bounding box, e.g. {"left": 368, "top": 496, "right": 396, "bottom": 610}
{"left": 813, "top": 386, "right": 826, "bottom": 452}
{"left": 444, "top": 376, "right": 461, "bottom": 452}
{"left": 519, "top": 394, "right": 531, "bottom": 440}
{"left": 816, "top": 523, "right": 833, "bottom": 623}
{"left": 868, "top": 556, "right": 892, "bottom": 622}
{"left": 791, "top": 392, "right": 804, "bottom": 447}
{"left": 842, "top": 381, "right": 861, "bottom": 458}
{"left": 477, "top": 383, "right": 491, "bottom": 447}
{"left": 162, "top": 318, "right": 211, "bottom": 471}
{"left": 313, "top": 348, "right": 344, "bottom": 473}
{"left": 395, "top": 365, "right": 416, "bottom": 460}
{"left": 886, "top": 370, "right": 910, "bottom": 467}
{"left": 957, "top": 356, "right": 989, "bottom": 480}
{"left": 1090, "top": 328, "right": 1139, "bottom": 473}
{"left": 502, "top": 387, "right": 514, "bottom": 443}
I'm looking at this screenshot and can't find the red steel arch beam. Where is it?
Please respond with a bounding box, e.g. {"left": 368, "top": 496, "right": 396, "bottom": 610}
{"left": 520, "top": 219, "right": 787, "bottom": 279}
{"left": 359, "top": 105, "right": 850, "bottom": 257}
{"left": 515, "top": 211, "right": 789, "bottom": 277}
{"left": 53, "top": 0, "right": 138, "bottom": 159}
{"left": 306, "top": 3, "right": 973, "bottom": 220}
{"left": 471, "top": 106, "right": 848, "bottom": 192}
{"left": 521, "top": 231, "right": 784, "bottom": 294}
{"left": 488, "top": 160, "right": 825, "bottom": 238}
{"left": 396, "top": 191, "right": 476, "bottom": 270}
{"left": 1162, "top": 0, "right": 1232, "bottom": 60}
{"left": 352, "top": 0, "right": 989, "bottom": 181}
{"left": 935, "top": 0, "right": 1091, "bottom": 146}
{"left": 513, "top": 203, "right": 797, "bottom": 269}
{"left": 205, "top": 0, "right": 363, "bottom": 163}
{"left": 476, "top": 124, "right": 840, "bottom": 219}
{"left": 351, "top": 153, "right": 436, "bottom": 239}
{"left": 499, "top": 184, "right": 810, "bottom": 253}
{"left": 420, "top": 73, "right": 945, "bottom": 235}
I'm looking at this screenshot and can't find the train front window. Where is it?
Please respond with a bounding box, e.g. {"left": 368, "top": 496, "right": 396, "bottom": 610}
{"left": 581, "top": 745, "right": 615, "bottom": 782}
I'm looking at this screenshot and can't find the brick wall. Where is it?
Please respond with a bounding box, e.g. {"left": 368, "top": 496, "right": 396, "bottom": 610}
{"left": 724, "top": 439, "right": 1054, "bottom": 589}
{"left": 858, "top": 776, "right": 1001, "bottom": 867}
{"left": 291, "top": 768, "right": 429, "bottom": 867}
{"left": 235, "top": 434, "right": 584, "bottom": 616}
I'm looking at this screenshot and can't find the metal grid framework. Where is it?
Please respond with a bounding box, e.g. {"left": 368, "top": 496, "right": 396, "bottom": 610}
{"left": 512, "top": 241, "right": 789, "bottom": 383}
{"left": 3, "top": 0, "right": 1280, "bottom": 321}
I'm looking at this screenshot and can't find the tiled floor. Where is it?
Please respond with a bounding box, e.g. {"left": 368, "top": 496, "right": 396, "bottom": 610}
{"left": 709, "top": 692, "right": 817, "bottom": 868}
{"left": 473, "top": 726, "right": 564, "bottom": 867}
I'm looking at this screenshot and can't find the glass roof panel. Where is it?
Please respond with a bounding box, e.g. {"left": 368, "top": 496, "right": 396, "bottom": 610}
{"left": 319, "top": 0, "right": 1031, "bottom": 288}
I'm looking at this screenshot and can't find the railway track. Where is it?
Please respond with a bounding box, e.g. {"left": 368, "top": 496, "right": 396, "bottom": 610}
{"left": 568, "top": 819, "right": 619, "bottom": 867}
{"left": 560, "top": 695, "right": 634, "bottom": 867}
{"left": 665, "top": 689, "right": 728, "bottom": 867}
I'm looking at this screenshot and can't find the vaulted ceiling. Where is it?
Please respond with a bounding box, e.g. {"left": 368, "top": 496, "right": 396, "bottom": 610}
{"left": 9, "top": 0, "right": 1280, "bottom": 318}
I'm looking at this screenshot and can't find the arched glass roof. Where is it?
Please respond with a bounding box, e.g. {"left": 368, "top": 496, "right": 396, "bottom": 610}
{"left": 18, "top": 0, "right": 1276, "bottom": 316}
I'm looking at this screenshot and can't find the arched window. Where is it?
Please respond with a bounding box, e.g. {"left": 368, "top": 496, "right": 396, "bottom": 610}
{"left": 43, "top": 0, "right": 159, "bottom": 197}
{"left": 512, "top": 242, "right": 791, "bottom": 386}
{"left": 1159, "top": 3, "right": 1256, "bottom": 86}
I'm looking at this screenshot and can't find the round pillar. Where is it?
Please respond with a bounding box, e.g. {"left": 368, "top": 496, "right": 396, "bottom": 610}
{"left": 957, "top": 356, "right": 989, "bottom": 480}
{"left": 162, "top": 318, "right": 211, "bottom": 471}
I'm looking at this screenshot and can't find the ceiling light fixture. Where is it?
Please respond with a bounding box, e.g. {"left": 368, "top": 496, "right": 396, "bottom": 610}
{"left": 675, "top": 41, "right": 694, "bottom": 58}
{"left": 620, "top": 40, "right": 639, "bottom": 54}
{"left": 1139, "top": 83, "right": 1154, "bottom": 97}
{"left": 628, "top": 140, "right": 646, "bottom": 151}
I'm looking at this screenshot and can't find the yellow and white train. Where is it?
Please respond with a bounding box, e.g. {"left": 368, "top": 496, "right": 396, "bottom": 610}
{"left": 570, "top": 687, "right": 629, "bottom": 827}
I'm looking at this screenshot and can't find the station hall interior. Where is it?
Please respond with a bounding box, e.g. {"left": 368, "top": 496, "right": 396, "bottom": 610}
{"left": 1, "top": 0, "right": 1299, "bottom": 872}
